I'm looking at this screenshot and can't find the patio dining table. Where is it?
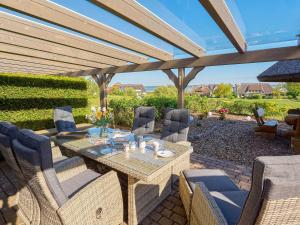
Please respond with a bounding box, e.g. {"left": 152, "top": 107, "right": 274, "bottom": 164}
{"left": 53, "top": 129, "right": 192, "bottom": 225}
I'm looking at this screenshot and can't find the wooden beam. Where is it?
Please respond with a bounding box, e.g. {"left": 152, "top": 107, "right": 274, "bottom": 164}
{"left": 0, "top": 0, "right": 173, "bottom": 61}
{"left": 0, "top": 11, "right": 148, "bottom": 64}
{"left": 0, "top": 43, "right": 107, "bottom": 68}
{"left": 61, "top": 46, "right": 300, "bottom": 76}
{"left": 177, "top": 68, "right": 185, "bottom": 108}
{"left": 0, "top": 59, "right": 72, "bottom": 72}
{"left": 162, "top": 70, "right": 179, "bottom": 88}
{"left": 183, "top": 67, "right": 204, "bottom": 88}
{"left": 92, "top": 73, "right": 115, "bottom": 108}
{"left": 0, "top": 52, "right": 93, "bottom": 71}
{"left": 91, "top": 0, "right": 205, "bottom": 57}
{"left": 0, "top": 30, "right": 126, "bottom": 66}
{"left": 199, "top": 0, "right": 247, "bottom": 53}
{"left": 0, "top": 65, "right": 60, "bottom": 74}
{"left": 0, "top": 58, "right": 73, "bottom": 72}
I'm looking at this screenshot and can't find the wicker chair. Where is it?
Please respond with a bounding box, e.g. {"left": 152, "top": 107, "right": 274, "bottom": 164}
{"left": 12, "top": 128, "right": 124, "bottom": 225}
{"left": 180, "top": 155, "right": 300, "bottom": 225}
{"left": 253, "top": 108, "right": 278, "bottom": 134}
{"left": 161, "top": 108, "right": 191, "bottom": 146}
{"left": 53, "top": 106, "right": 77, "bottom": 133}
{"left": 132, "top": 106, "right": 155, "bottom": 136}
{"left": 0, "top": 122, "right": 91, "bottom": 224}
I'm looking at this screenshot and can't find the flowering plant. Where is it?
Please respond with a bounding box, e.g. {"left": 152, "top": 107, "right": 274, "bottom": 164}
{"left": 218, "top": 108, "right": 229, "bottom": 120}
{"left": 218, "top": 108, "right": 229, "bottom": 114}
{"left": 86, "top": 106, "right": 113, "bottom": 127}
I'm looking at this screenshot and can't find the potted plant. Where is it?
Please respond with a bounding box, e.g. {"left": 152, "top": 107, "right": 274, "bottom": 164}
{"left": 218, "top": 108, "right": 229, "bottom": 120}
{"left": 86, "top": 106, "right": 113, "bottom": 137}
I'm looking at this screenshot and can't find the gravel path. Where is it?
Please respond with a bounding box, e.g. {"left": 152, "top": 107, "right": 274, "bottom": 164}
{"left": 189, "top": 114, "right": 293, "bottom": 167}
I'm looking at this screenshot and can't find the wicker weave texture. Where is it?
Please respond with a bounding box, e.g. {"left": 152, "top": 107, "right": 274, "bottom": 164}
{"left": 254, "top": 197, "right": 300, "bottom": 225}
{"left": 54, "top": 156, "right": 87, "bottom": 182}
{"left": 58, "top": 171, "right": 124, "bottom": 225}
{"left": 179, "top": 173, "right": 193, "bottom": 220}
{"left": 190, "top": 184, "right": 228, "bottom": 225}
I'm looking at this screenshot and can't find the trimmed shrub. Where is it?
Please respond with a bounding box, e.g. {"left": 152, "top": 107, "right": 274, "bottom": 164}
{"left": 0, "top": 73, "right": 89, "bottom": 130}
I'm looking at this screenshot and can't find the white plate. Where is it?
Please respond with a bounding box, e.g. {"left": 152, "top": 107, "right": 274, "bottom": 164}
{"left": 156, "top": 150, "right": 175, "bottom": 158}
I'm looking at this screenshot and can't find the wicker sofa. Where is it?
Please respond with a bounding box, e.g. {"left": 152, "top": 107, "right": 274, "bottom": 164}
{"left": 180, "top": 155, "right": 300, "bottom": 225}
{"left": 11, "top": 128, "right": 124, "bottom": 225}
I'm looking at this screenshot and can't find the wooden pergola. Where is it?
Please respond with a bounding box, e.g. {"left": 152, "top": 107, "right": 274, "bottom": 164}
{"left": 0, "top": 0, "right": 299, "bottom": 108}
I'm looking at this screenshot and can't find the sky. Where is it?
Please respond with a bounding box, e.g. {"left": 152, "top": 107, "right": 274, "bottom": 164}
{"left": 1, "top": 0, "right": 299, "bottom": 86}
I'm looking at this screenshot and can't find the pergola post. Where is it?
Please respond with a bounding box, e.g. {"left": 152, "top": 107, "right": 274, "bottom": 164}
{"left": 92, "top": 73, "right": 115, "bottom": 109}
{"left": 162, "top": 67, "right": 204, "bottom": 108}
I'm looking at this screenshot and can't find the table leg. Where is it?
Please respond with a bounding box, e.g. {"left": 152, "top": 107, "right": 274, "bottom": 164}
{"left": 127, "top": 168, "right": 172, "bottom": 225}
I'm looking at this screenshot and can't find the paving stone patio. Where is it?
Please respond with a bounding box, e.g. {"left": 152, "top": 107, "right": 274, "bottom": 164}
{"left": 0, "top": 152, "right": 252, "bottom": 225}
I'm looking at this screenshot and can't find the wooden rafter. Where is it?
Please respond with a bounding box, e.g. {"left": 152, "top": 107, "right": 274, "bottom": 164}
{"left": 0, "top": 65, "right": 60, "bottom": 74}
{"left": 0, "top": 58, "right": 77, "bottom": 72}
{"left": 0, "top": 59, "right": 72, "bottom": 72}
{"left": 0, "top": 0, "right": 173, "bottom": 61}
{"left": 0, "top": 43, "right": 108, "bottom": 68}
{"left": 61, "top": 46, "right": 300, "bottom": 76}
{"left": 0, "top": 52, "right": 93, "bottom": 71}
{"left": 199, "top": 0, "right": 247, "bottom": 53}
{"left": 0, "top": 30, "right": 126, "bottom": 66}
{"left": 0, "top": 11, "right": 148, "bottom": 64}
{"left": 91, "top": 0, "right": 205, "bottom": 57}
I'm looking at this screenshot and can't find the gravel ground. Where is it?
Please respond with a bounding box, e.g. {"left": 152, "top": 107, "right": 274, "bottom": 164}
{"left": 188, "top": 113, "right": 293, "bottom": 167}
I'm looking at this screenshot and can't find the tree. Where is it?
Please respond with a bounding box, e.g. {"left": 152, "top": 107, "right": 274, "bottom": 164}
{"left": 213, "top": 83, "right": 233, "bottom": 98}
{"left": 124, "top": 87, "right": 137, "bottom": 96}
{"left": 110, "top": 85, "right": 124, "bottom": 96}
{"left": 285, "top": 83, "right": 300, "bottom": 98}
{"left": 153, "top": 86, "right": 177, "bottom": 98}
{"left": 272, "top": 85, "right": 284, "bottom": 99}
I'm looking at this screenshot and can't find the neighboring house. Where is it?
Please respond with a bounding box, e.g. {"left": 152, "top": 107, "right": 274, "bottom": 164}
{"left": 235, "top": 83, "right": 273, "bottom": 97}
{"left": 109, "top": 83, "right": 146, "bottom": 95}
{"left": 192, "top": 84, "right": 218, "bottom": 96}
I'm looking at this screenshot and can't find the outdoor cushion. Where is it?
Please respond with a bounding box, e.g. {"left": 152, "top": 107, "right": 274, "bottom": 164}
{"left": 61, "top": 169, "right": 100, "bottom": 198}
{"left": 53, "top": 156, "right": 69, "bottom": 165}
{"left": 239, "top": 155, "right": 300, "bottom": 225}
{"left": 0, "top": 122, "right": 18, "bottom": 146}
{"left": 53, "top": 106, "right": 77, "bottom": 132}
{"left": 132, "top": 106, "right": 155, "bottom": 136}
{"left": 161, "top": 109, "right": 190, "bottom": 143}
{"left": 211, "top": 191, "right": 248, "bottom": 225}
{"left": 183, "top": 169, "right": 240, "bottom": 192}
{"left": 264, "top": 120, "right": 278, "bottom": 127}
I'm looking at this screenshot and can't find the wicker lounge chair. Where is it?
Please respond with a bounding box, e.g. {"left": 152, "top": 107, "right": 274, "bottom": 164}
{"left": 132, "top": 106, "right": 155, "bottom": 136}
{"left": 0, "top": 122, "right": 91, "bottom": 224}
{"left": 12, "top": 128, "right": 123, "bottom": 225}
{"left": 180, "top": 155, "right": 300, "bottom": 225}
{"left": 253, "top": 108, "right": 278, "bottom": 134}
{"left": 53, "top": 106, "right": 78, "bottom": 133}
{"left": 161, "top": 108, "right": 191, "bottom": 146}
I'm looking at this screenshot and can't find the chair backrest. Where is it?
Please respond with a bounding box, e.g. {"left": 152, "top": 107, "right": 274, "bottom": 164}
{"left": 13, "top": 129, "right": 67, "bottom": 225}
{"left": 238, "top": 155, "right": 300, "bottom": 225}
{"left": 0, "top": 122, "right": 21, "bottom": 175}
{"left": 53, "top": 106, "right": 77, "bottom": 133}
{"left": 132, "top": 106, "right": 155, "bottom": 136}
{"left": 253, "top": 108, "right": 265, "bottom": 126}
{"left": 161, "top": 108, "right": 190, "bottom": 143}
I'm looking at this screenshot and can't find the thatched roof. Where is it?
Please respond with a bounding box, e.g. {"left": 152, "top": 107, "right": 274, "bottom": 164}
{"left": 257, "top": 59, "right": 300, "bottom": 82}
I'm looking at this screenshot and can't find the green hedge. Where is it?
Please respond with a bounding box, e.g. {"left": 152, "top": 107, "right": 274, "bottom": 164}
{"left": 0, "top": 73, "right": 89, "bottom": 130}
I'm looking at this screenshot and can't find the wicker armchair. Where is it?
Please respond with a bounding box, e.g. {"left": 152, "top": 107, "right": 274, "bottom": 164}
{"left": 0, "top": 122, "right": 90, "bottom": 225}
{"left": 180, "top": 155, "right": 300, "bottom": 225}
{"left": 161, "top": 108, "right": 191, "bottom": 146}
{"left": 132, "top": 106, "right": 155, "bottom": 136}
{"left": 253, "top": 108, "right": 278, "bottom": 134}
{"left": 53, "top": 106, "right": 77, "bottom": 132}
{"left": 12, "top": 128, "right": 124, "bottom": 225}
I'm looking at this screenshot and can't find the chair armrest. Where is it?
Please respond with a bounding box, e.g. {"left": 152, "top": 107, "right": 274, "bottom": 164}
{"left": 54, "top": 156, "right": 87, "bottom": 183}
{"left": 52, "top": 146, "right": 63, "bottom": 160}
{"left": 57, "top": 171, "right": 123, "bottom": 225}
{"left": 190, "top": 183, "right": 227, "bottom": 225}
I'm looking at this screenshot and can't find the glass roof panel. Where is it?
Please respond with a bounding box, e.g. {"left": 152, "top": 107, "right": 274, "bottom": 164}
{"left": 226, "top": 0, "right": 300, "bottom": 47}
{"left": 138, "top": 0, "right": 235, "bottom": 55}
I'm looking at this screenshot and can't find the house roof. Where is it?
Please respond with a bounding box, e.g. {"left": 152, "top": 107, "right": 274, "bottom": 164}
{"left": 237, "top": 83, "right": 272, "bottom": 95}
{"left": 257, "top": 60, "right": 300, "bottom": 82}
